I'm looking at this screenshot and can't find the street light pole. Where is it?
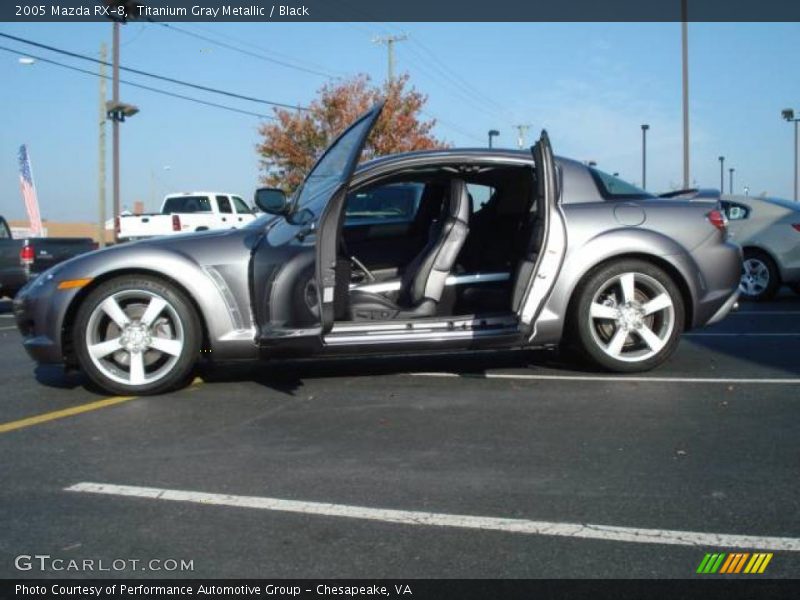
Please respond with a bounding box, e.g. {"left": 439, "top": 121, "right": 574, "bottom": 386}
{"left": 488, "top": 129, "right": 499, "bottom": 149}
{"left": 729, "top": 167, "right": 735, "bottom": 194}
{"left": 98, "top": 43, "right": 107, "bottom": 248}
{"left": 641, "top": 124, "right": 649, "bottom": 190}
{"left": 784, "top": 109, "right": 799, "bottom": 201}
{"left": 718, "top": 156, "right": 725, "bottom": 193}
{"left": 681, "top": 0, "right": 690, "bottom": 189}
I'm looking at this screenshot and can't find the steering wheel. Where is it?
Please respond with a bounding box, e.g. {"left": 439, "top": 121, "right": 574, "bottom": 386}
{"left": 350, "top": 255, "right": 376, "bottom": 282}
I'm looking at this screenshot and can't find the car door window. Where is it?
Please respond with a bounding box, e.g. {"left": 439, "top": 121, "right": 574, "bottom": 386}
{"left": 217, "top": 196, "right": 233, "bottom": 214}
{"left": 345, "top": 183, "right": 424, "bottom": 226}
{"left": 294, "top": 114, "right": 375, "bottom": 216}
{"left": 231, "top": 196, "right": 251, "bottom": 214}
{"left": 467, "top": 183, "right": 495, "bottom": 215}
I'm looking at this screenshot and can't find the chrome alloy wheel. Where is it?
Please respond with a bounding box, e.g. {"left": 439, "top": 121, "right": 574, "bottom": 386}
{"left": 739, "top": 258, "right": 770, "bottom": 297}
{"left": 587, "top": 272, "right": 676, "bottom": 363}
{"left": 85, "top": 289, "right": 185, "bottom": 386}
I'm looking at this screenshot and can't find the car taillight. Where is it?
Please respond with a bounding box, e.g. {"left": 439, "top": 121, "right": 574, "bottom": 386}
{"left": 792, "top": 223, "right": 800, "bottom": 232}
{"left": 707, "top": 209, "right": 727, "bottom": 231}
{"left": 19, "top": 244, "right": 34, "bottom": 266}
{"left": 172, "top": 214, "right": 181, "bottom": 231}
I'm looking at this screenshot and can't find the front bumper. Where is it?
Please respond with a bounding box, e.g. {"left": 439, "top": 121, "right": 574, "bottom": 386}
{"left": 13, "top": 276, "right": 79, "bottom": 365}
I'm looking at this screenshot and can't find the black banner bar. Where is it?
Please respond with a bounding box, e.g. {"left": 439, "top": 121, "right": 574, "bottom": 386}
{"left": 4, "top": 579, "right": 800, "bottom": 600}
{"left": 3, "top": 0, "right": 800, "bottom": 23}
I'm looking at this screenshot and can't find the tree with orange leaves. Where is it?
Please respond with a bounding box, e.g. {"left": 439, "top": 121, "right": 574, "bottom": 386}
{"left": 257, "top": 74, "right": 447, "bottom": 193}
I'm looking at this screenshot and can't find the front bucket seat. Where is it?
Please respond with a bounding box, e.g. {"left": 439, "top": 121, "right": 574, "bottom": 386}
{"left": 349, "top": 178, "right": 470, "bottom": 320}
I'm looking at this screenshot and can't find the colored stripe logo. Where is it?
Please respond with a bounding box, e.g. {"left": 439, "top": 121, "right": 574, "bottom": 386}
{"left": 696, "top": 552, "right": 773, "bottom": 574}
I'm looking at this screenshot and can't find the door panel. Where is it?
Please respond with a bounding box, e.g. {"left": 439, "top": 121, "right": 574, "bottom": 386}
{"left": 515, "top": 131, "right": 567, "bottom": 335}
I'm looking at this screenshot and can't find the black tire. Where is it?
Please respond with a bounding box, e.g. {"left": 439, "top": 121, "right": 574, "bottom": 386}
{"left": 791, "top": 282, "right": 800, "bottom": 296}
{"left": 570, "top": 259, "right": 685, "bottom": 373}
{"left": 73, "top": 275, "right": 201, "bottom": 396}
{"left": 739, "top": 249, "right": 780, "bottom": 302}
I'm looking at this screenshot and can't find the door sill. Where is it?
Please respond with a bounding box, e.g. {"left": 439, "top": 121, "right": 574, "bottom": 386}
{"left": 324, "top": 313, "right": 519, "bottom": 346}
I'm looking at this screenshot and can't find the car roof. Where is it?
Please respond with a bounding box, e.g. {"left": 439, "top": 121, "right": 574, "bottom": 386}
{"left": 356, "top": 148, "right": 584, "bottom": 172}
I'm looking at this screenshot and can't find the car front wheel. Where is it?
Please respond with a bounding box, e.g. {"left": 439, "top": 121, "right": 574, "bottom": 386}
{"left": 572, "top": 260, "right": 685, "bottom": 372}
{"left": 74, "top": 275, "right": 201, "bottom": 396}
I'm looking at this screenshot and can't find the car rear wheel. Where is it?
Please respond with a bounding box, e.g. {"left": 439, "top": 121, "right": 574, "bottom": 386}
{"left": 739, "top": 249, "right": 780, "bottom": 301}
{"left": 572, "top": 260, "right": 685, "bottom": 372}
{"left": 74, "top": 275, "right": 200, "bottom": 396}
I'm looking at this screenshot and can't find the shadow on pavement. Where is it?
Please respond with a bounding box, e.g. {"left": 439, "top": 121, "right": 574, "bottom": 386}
{"left": 195, "top": 347, "right": 588, "bottom": 396}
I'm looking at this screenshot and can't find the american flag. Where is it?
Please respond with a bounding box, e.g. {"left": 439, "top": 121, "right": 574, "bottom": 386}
{"left": 18, "top": 144, "right": 43, "bottom": 237}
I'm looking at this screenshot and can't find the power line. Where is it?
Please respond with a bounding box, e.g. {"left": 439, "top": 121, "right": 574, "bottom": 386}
{"left": 151, "top": 22, "right": 340, "bottom": 79}
{"left": 0, "top": 45, "right": 274, "bottom": 119}
{"left": 0, "top": 31, "right": 308, "bottom": 111}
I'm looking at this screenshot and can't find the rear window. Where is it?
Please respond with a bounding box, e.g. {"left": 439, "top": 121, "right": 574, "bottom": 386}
{"left": 589, "top": 168, "right": 653, "bottom": 199}
{"left": 162, "top": 196, "right": 211, "bottom": 213}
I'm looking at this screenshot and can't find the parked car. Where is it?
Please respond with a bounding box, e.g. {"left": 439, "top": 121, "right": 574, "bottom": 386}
{"left": 14, "top": 103, "right": 741, "bottom": 395}
{"left": 0, "top": 216, "right": 96, "bottom": 299}
{"left": 116, "top": 192, "right": 255, "bottom": 241}
{"left": 720, "top": 195, "right": 800, "bottom": 300}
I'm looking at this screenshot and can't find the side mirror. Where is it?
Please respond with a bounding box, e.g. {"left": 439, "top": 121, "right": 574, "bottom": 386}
{"left": 254, "top": 187, "right": 290, "bottom": 215}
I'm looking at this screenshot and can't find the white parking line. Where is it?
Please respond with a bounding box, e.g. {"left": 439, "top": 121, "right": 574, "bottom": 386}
{"left": 66, "top": 482, "right": 800, "bottom": 551}
{"left": 411, "top": 373, "right": 800, "bottom": 384}
{"left": 0, "top": 326, "right": 17, "bottom": 331}
{"left": 685, "top": 333, "right": 800, "bottom": 337}
{"left": 734, "top": 311, "right": 800, "bottom": 315}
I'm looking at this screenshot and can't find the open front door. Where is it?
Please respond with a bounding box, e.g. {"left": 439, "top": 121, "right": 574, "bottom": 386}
{"left": 515, "top": 130, "right": 567, "bottom": 336}
{"left": 313, "top": 103, "right": 384, "bottom": 333}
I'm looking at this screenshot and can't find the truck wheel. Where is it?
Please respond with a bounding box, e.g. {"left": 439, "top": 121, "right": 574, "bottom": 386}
{"left": 739, "top": 249, "right": 780, "bottom": 301}
{"left": 571, "top": 259, "right": 684, "bottom": 373}
{"left": 74, "top": 275, "right": 201, "bottom": 396}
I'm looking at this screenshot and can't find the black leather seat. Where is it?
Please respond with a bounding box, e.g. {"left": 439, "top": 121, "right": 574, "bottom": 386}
{"left": 350, "top": 178, "right": 470, "bottom": 320}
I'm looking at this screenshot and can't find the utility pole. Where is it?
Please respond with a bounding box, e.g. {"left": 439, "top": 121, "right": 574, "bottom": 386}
{"left": 372, "top": 34, "right": 408, "bottom": 82}
{"left": 681, "top": 0, "right": 690, "bottom": 189}
{"left": 98, "top": 43, "right": 107, "bottom": 248}
{"left": 729, "top": 167, "right": 735, "bottom": 194}
{"left": 718, "top": 156, "right": 725, "bottom": 193}
{"left": 514, "top": 124, "right": 531, "bottom": 150}
{"left": 782, "top": 109, "right": 799, "bottom": 201}
{"left": 112, "top": 21, "right": 120, "bottom": 240}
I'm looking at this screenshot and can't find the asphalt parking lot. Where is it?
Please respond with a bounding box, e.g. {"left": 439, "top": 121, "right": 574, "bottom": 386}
{"left": 1, "top": 292, "right": 799, "bottom": 579}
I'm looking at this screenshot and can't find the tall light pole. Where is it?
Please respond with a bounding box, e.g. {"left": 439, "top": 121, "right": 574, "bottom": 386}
{"left": 729, "top": 167, "right": 735, "bottom": 194}
{"left": 641, "top": 124, "right": 649, "bottom": 190}
{"left": 782, "top": 108, "right": 799, "bottom": 201}
{"left": 98, "top": 43, "right": 107, "bottom": 248}
{"left": 718, "top": 156, "right": 725, "bottom": 193}
{"left": 488, "top": 129, "right": 499, "bottom": 148}
{"left": 681, "top": 0, "right": 690, "bottom": 189}
{"left": 373, "top": 34, "right": 408, "bottom": 83}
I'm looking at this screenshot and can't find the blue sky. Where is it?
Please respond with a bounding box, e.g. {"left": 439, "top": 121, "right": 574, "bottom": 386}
{"left": 1, "top": 21, "right": 799, "bottom": 222}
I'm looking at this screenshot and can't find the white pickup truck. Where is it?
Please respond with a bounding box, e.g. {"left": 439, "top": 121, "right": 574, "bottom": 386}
{"left": 116, "top": 192, "right": 256, "bottom": 242}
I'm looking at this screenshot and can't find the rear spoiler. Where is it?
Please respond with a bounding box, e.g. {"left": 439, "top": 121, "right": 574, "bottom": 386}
{"left": 658, "top": 188, "right": 720, "bottom": 201}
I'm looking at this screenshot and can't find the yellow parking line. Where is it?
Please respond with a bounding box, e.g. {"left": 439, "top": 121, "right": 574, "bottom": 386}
{"left": 0, "top": 395, "right": 137, "bottom": 434}
{"left": 0, "top": 377, "right": 203, "bottom": 434}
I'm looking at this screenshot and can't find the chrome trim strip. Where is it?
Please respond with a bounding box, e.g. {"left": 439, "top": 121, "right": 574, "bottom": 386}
{"left": 350, "top": 272, "right": 510, "bottom": 295}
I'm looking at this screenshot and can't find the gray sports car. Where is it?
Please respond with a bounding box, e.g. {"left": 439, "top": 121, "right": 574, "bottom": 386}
{"left": 14, "top": 103, "right": 741, "bottom": 395}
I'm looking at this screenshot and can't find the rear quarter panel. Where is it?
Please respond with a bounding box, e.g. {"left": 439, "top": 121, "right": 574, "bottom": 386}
{"left": 533, "top": 199, "right": 725, "bottom": 344}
